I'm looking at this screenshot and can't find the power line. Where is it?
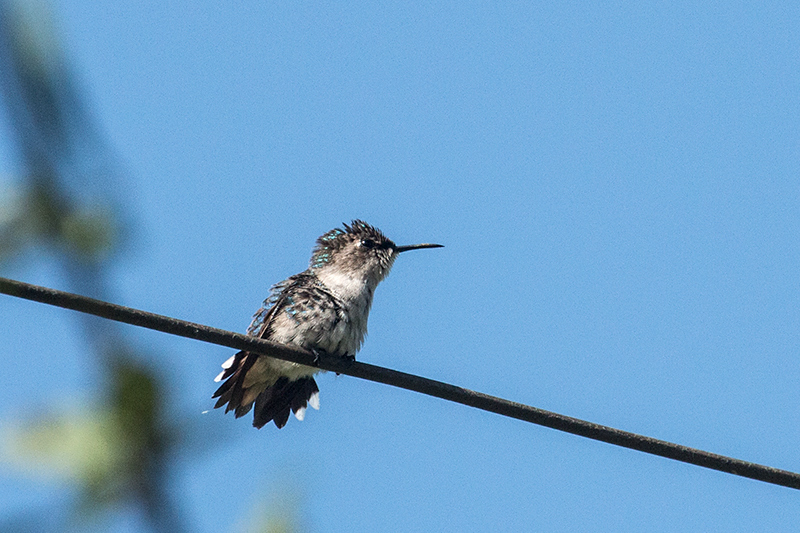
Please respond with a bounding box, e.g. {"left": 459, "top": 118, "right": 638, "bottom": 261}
{"left": 2, "top": 275, "right": 798, "bottom": 490}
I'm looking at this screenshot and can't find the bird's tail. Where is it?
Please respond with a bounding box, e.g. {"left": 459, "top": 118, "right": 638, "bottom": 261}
{"left": 212, "top": 351, "right": 320, "bottom": 429}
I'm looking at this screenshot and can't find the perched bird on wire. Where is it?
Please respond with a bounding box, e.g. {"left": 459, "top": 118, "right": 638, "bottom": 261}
{"left": 212, "top": 220, "right": 442, "bottom": 429}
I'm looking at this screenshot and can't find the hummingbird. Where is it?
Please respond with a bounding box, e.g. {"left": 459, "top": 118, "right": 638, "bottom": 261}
{"left": 212, "top": 220, "right": 442, "bottom": 429}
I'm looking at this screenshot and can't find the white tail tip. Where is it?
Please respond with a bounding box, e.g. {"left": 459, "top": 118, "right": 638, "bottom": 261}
{"left": 308, "top": 391, "right": 320, "bottom": 410}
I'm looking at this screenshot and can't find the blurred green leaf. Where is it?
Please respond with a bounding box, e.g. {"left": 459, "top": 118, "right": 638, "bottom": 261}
{"left": 2, "top": 356, "right": 176, "bottom": 520}
{"left": 244, "top": 483, "right": 305, "bottom": 533}
{"left": 0, "top": 181, "right": 118, "bottom": 265}
{"left": 60, "top": 203, "right": 117, "bottom": 263}
{"left": 0, "top": 182, "right": 26, "bottom": 261}
{"left": 4, "top": 410, "right": 124, "bottom": 483}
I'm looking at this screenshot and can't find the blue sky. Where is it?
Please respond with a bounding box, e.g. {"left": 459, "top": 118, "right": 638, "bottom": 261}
{"left": 2, "top": 1, "right": 799, "bottom": 531}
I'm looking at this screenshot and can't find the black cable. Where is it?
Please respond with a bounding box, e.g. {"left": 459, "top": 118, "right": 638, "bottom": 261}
{"left": 1, "top": 275, "right": 798, "bottom": 490}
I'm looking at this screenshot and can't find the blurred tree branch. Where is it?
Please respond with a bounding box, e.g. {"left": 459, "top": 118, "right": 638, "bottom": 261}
{"left": 0, "top": 2, "right": 185, "bottom": 531}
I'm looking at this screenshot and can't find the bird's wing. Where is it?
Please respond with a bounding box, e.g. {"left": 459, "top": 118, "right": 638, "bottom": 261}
{"left": 212, "top": 273, "right": 318, "bottom": 414}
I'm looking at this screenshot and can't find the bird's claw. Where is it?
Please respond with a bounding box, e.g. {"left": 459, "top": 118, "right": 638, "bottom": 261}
{"left": 335, "top": 353, "right": 356, "bottom": 375}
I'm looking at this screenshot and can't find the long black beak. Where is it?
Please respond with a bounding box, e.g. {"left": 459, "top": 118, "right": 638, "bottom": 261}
{"left": 395, "top": 243, "right": 444, "bottom": 253}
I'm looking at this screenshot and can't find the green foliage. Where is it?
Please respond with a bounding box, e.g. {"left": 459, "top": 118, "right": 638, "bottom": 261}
{"left": 4, "top": 409, "right": 122, "bottom": 486}
{"left": 0, "top": 182, "right": 118, "bottom": 265}
{"left": 0, "top": 2, "right": 301, "bottom": 531}
{"left": 3, "top": 357, "right": 175, "bottom": 519}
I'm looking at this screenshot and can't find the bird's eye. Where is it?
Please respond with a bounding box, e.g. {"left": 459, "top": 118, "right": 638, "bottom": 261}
{"left": 360, "top": 239, "right": 376, "bottom": 249}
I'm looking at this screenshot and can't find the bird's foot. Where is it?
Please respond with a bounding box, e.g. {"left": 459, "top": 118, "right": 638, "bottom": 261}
{"left": 310, "top": 348, "right": 327, "bottom": 367}
{"left": 335, "top": 353, "right": 356, "bottom": 375}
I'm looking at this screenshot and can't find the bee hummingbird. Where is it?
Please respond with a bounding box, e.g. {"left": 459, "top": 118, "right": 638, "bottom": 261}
{"left": 213, "top": 220, "right": 442, "bottom": 429}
